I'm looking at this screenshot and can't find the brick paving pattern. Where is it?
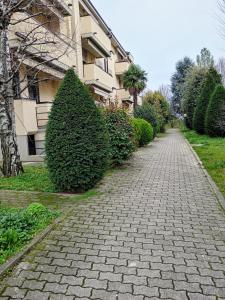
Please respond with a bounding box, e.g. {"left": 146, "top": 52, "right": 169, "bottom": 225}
{"left": 1, "top": 129, "right": 225, "bottom": 299}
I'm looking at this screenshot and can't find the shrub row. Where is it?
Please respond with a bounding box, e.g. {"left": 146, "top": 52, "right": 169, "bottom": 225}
{"left": 46, "top": 69, "right": 155, "bottom": 193}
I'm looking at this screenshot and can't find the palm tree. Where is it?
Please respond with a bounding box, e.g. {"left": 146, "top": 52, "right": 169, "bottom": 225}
{"left": 123, "top": 64, "right": 148, "bottom": 109}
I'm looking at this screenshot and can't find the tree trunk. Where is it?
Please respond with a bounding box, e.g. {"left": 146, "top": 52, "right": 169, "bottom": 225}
{"left": 133, "top": 90, "right": 138, "bottom": 110}
{"left": 0, "top": 15, "right": 23, "bottom": 176}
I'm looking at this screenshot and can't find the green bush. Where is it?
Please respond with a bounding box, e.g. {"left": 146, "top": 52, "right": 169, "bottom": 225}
{"left": 134, "top": 104, "right": 158, "bottom": 136}
{"left": 193, "top": 68, "right": 222, "bottom": 134}
{"left": 132, "top": 118, "right": 154, "bottom": 147}
{"left": 205, "top": 84, "right": 225, "bottom": 137}
{"left": 46, "top": 69, "right": 109, "bottom": 192}
{"left": 103, "top": 108, "right": 135, "bottom": 165}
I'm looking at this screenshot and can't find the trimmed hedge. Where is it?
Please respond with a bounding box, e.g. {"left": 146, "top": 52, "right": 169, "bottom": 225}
{"left": 205, "top": 84, "right": 225, "bottom": 137}
{"left": 132, "top": 118, "right": 154, "bottom": 147}
{"left": 134, "top": 104, "right": 158, "bottom": 136}
{"left": 45, "top": 69, "right": 109, "bottom": 192}
{"left": 193, "top": 68, "right": 222, "bottom": 134}
{"left": 103, "top": 108, "right": 135, "bottom": 165}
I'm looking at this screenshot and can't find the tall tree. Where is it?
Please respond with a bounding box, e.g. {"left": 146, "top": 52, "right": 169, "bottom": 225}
{"left": 171, "top": 57, "right": 194, "bottom": 115}
{"left": 193, "top": 68, "right": 222, "bottom": 134}
{"left": 123, "top": 64, "right": 148, "bottom": 109}
{"left": 0, "top": 1, "right": 73, "bottom": 177}
{"left": 182, "top": 66, "right": 207, "bottom": 129}
{"left": 196, "top": 48, "right": 214, "bottom": 68}
{"left": 205, "top": 84, "right": 225, "bottom": 137}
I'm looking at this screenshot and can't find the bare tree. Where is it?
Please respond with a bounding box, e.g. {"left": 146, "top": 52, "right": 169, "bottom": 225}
{"left": 0, "top": 0, "right": 75, "bottom": 177}
{"left": 216, "top": 57, "right": 225, "bottom": 85}
{"left": 158, "top": 84, "right": 172, "bottom": 103}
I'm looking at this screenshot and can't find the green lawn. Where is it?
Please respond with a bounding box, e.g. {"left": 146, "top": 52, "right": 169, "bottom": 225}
{"left": 182, "top": 128, "right": 225, "bottom": 197}
{"left": 0, "top": 165, "right": 54, "bottom": 193}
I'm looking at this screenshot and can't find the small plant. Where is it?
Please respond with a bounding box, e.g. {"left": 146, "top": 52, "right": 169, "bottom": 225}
{"left": 26, "top": 203, "right": 48, "bottom": 217}
{"left": 103, "top": 108, "right": 135, "bottom": 165}
{"left": 132, "top": 118, "right": 154, "bottom": 147}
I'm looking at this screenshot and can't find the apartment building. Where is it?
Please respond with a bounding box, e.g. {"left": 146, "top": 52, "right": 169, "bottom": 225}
{"left": 8, "top": 0, "right": 136, "bottom": 162}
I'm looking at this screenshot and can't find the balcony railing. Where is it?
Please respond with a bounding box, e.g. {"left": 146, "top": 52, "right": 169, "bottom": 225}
{"left": 84, "top": 63, "right": 113, "bottom": 92}
{"left": 117, "top": 89, "right": 133, "bottom": 103}
{"left": 115, "top": 60, "right": 130, "bottom": 76}
{"left": 36, "top": 102, "right": 52, "bottom": 128}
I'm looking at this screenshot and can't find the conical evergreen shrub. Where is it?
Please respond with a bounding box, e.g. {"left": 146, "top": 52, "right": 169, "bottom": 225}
{"left": 205, "top": 84, "right": 225, "bottom": 137}
{"left": 45, "top": 69, "right": 109, "bottom": 192}
{"left": 193, "top": 68, "right": 222, "bottom": 134}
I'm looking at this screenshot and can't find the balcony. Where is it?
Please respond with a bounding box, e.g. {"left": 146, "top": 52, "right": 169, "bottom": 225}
{"left": 80, "top": 16, "right": 111, "bottom": 58}
{"left": 115, "top": 60, "right": 130, "bottom": 77}
{"left": 117, "top": 89, "right": 133, "bottom": 103}
{"left": 84, "top": 63, "right": 113, "bottom": 93}
{"left": 36, "top": 102, "right": 52, "bottom": 128}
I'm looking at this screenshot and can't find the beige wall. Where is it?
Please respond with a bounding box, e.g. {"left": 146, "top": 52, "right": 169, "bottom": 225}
{"left": 14, "top": 100, "right": 38, "bottom": 136}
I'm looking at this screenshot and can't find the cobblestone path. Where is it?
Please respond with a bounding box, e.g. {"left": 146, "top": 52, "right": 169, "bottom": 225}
{"left": 1, "top": 129, "right": 225, "bottom": 300}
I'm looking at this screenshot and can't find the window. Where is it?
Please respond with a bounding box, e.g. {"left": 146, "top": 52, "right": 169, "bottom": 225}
{"left": 27, "top": 135, "right": 36, "bottom": 156}
{"left": 13, "top": 71, "right": 21, "bottom": 99}
{"left": 27, "top": 74, "right": 40, "bottom": 102}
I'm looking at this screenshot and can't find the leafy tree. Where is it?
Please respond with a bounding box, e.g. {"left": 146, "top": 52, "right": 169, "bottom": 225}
{"left": 143, "top": 90, "right": 170, "bottom": 131}
{"left": 205, "top": 84, "right": 225, "bottom": 137}
{"left": 196, "top": 48, "right": 214, "bottom": 68}
{"left": 45, "top": 69, "right": 109, "bottom": 192}
{"left": 171, "top": 57, "right": 194, "bottom": 114}
{"left": 123, "top": 64, "right": 148, "bottom": 109}
{"left": 193, "top": 68, "right": 222, "bottom": 134}
{"left": 182, "top": 66, "right": 207, "bottom": 129}
{"left": 134, "top": 104, "right": 158, "bottom": 136}
{"left": 103, "top": 108, "right": 135, "bottom": 165}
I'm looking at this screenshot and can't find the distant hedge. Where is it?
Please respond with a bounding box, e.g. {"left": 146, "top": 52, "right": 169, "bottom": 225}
{"left": 132, "top": 118, "right": 154, "bottom": 147}
{"left": 45, "top": 69, "right": 109, "bottom": 192}
{"left": 205, "top": 84, "right": 225, "bottom": 137}
{"left": 103, "top": 108, "right": 135, "bottom": 165}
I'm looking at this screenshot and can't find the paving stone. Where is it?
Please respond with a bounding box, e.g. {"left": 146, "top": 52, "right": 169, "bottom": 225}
{"left": 24, "top": 290, "right": 49, "bottom": 300}
{"left": 108, "top": 281, "right": 132, "bottom": 293}
{"left": 22, "top": 280, "right": 45, "bottom": 290}
{"left": 133, "top": 285, "right": 159, "bottom": 297}
{"left": 67, "top": 286, "right": 92, "bottom": 297}
{"left": 44, "top": 283, "right": 68, "bottom": 294}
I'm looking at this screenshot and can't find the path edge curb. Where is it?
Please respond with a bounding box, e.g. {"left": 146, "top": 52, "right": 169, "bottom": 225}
{"left": 0, "top": 209, "right": 70, "bottom": 279}
{"left": 184, "top": 135, "right": 225, "bottom": 211}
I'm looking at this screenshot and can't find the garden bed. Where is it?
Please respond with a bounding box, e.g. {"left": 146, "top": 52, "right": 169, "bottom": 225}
{"left": 182, "top": 128, "right": 225, "bottom": 197}
{"left": 0, "top": 203, "right": 59, "bottom": 265}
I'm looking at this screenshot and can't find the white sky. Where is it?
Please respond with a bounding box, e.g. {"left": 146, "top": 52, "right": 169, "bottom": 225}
{"left": 92, "top": 0, "right": 225, "bottom": 90}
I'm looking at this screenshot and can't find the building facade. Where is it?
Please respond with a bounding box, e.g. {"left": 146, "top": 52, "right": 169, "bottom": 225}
{"left": 8, "top": 0, "right": 137, "bottom": 162}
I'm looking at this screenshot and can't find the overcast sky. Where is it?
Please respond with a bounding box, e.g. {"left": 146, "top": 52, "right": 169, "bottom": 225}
{"left": 93, "top": 0, "right": 225, "bottom": 90}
